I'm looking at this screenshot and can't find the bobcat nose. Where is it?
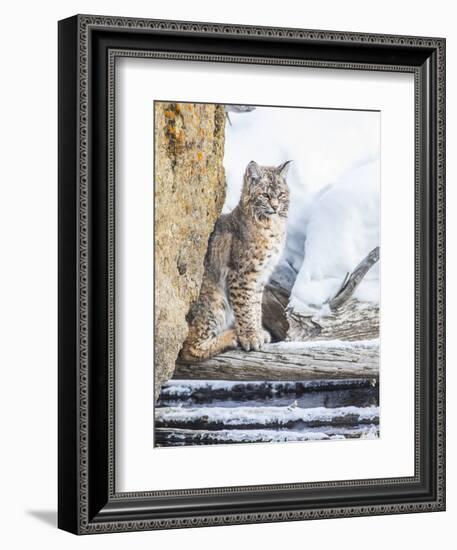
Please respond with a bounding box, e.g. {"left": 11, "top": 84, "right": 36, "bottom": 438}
{"left": 270, "top": 199, "right": 279, "bottom": 211}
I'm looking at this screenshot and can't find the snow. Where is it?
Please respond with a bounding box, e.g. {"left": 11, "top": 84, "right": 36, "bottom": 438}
{"left": 156, "top": 404, "right": 379, "bottom": 427}
{"left": 359, "top": 425, "right": 380, "bottom": 440}
{"left": 289, "top": 159, "right": 380, "bottom": 310}
{"left": 222, "top": 106, "right": 380, "bottom": 311}
{"left": 160, "top": 376, "right": 377, "bottom": 398}
{"left": 161, "top": 380, "right": 248, "bottom": 397}
{"left": 223, "top": 107, "right": 379, "bottom": 213}
{"left": 158, "top": 427, "right": 379, "bottom": 444}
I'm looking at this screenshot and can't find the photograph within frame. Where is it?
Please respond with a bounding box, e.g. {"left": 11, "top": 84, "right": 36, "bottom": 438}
{"left": 153, "top": 101, "right": 381, "bottom": 448}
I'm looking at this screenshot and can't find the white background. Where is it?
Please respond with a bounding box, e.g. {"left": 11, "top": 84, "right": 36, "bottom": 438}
{"left": 116, "top": 60, "right": 414, "bottom": 491}
{"left": 0, "top": 1, "right": 453, "bottom": 549}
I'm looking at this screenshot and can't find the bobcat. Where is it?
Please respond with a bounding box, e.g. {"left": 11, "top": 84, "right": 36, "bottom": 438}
{"left": 180, "top": 159, "right": 291, "bottom": 362}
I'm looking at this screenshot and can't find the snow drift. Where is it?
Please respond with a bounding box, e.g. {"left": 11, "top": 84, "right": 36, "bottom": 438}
{"left": 222, "top": 106, "right": 380, "bottom": 311}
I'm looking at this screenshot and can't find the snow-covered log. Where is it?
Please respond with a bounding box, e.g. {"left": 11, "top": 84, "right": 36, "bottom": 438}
{"left": 174, "top": 340, "right": 379, "bottom": 381}
{"left": 155, "top": 425, "right": 379, "bottom": 445}
{"left": 155, "top": 403, "right": 379, "bottom": 431}
{"left": 160, "top": 378, "right": 377, "bottom": 400}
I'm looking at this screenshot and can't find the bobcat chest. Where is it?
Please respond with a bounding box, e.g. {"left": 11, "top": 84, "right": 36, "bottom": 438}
{"left": 255, "top": 224, "right": 284, "bottom": 286}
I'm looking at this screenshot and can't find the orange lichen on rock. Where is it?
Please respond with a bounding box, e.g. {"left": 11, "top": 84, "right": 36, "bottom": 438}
{"left": 153, "top": 101, "right": 227, "bottom": 401}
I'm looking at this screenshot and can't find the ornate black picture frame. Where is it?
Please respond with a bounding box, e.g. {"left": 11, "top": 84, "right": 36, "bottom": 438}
{"left": 58, "top": 14, "right": 446, "bottom": 534}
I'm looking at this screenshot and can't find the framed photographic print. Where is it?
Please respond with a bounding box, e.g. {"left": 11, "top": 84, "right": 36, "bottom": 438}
{"left": 58, "top": 14, "right": 446, "bottom": 534}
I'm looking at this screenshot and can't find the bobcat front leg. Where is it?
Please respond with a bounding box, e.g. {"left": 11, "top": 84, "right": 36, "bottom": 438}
{"left": 229, "top": 272, "right": 266, "bottom": 352}
{"left": 255, "top": 283, "right": 271, "bottom": 345}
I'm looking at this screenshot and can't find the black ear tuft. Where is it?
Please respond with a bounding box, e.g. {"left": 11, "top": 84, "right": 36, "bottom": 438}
{"left": 277, "top": 160, "right": 293, "bottom": 177}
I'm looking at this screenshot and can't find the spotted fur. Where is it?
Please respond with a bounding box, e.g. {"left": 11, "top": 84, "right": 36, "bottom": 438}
{"left": 180, "top": 160, "right": 291, "bottom": 362}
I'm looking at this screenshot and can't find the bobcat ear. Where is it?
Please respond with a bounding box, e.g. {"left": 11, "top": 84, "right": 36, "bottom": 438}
{"left": 277, "top": 160, "right": 293, "bottom": 178}
{"left": 245, "top": 160, "right": 262, "bottom": 182}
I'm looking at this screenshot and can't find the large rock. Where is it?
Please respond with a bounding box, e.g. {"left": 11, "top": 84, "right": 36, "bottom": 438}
{"left": 154, "top": 102, "right": 226, "bottom": 400}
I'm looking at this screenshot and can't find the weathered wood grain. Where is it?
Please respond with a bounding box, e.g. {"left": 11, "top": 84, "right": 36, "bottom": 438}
{"left": 286, "top": 300, "right": 379, "bottom": 342}
{"left": 262, "top": 249, "right": 380, "bottom": 343}
{"left": 174, "top": 341, "right": 379, "bottom": 381}
{"left": 262, "top": 283, "right": 289, "bottom": 341}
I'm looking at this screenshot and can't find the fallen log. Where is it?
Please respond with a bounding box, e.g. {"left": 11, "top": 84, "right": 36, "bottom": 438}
{"left": 262, "top": 283, "right": 289, "bottom": 341}
{"left": 155, "top": 403, "right": 379, "bottom": 431}
{"left": 174, "top": 341, "right": 379, "bottom": 381}
{"left": 155, "top": 425, "right": 379, "bottom": 446}
{"left": 286, "top": 300, "right": 379, "bottom": 342}
{"left": 263, "top": 248, "right": 380, "bottom": 342}
{"left": 160, "top": 378, "right": 378, "bottom": 400}
{"left": 328, "top": 247, "right": 380, "bottom": 311}
{"left": 262, "top": 259, "right": 297, "bottom": 341}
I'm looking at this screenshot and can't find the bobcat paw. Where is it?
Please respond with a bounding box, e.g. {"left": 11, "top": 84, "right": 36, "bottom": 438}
{"left": 228, "top": 331, "right": 239, "bottom": 349}
{"left": 262, "top": 329, "right": 272, "bottom": 344}
{"left": 238, "top": 330, "right": 265, "bottom": 352}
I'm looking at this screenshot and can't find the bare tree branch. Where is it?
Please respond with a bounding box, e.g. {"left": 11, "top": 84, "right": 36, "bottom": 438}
{"left": 328, "top": 247, "right": 380, "bottom": 311}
